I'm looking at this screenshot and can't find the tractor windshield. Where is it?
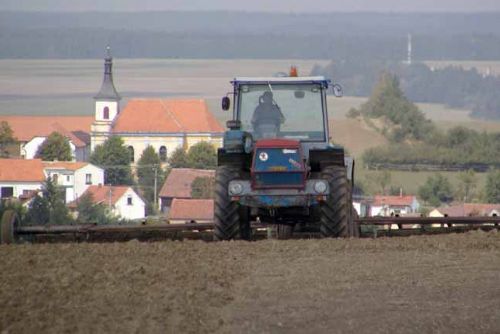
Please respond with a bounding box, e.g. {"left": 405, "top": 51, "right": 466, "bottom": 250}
{"left": 237, "top": 83, "right": 326, "bottom": 141}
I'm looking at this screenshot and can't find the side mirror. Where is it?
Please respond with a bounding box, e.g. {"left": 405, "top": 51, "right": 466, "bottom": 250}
{"left": 222, "top": 96, "right": 231, "bottom": 111}
{"left": 332, "top": 84, "right": 343, "bottom": 98}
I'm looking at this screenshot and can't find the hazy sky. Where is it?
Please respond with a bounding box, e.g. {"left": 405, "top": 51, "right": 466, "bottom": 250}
{"left": 2, "top": 0, "right": 500, "bottom": 12}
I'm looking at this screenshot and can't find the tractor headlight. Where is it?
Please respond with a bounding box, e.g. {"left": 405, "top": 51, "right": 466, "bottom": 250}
{"left": 313, "top": 180, "right": 328, "bottom": 194}
{"left": 229, "top": 182, "right": 244, "bottom": 196}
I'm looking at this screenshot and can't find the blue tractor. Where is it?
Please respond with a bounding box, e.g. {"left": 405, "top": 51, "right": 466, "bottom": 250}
{"left": 214, "top": 75, "right": 358, "bottom": 240}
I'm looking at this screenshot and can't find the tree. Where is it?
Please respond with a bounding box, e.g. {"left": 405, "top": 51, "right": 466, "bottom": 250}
{"left": 25, "top": 178, "right": 72, "bottom": 225}
{"left": 35, "top": 131, "right": 72, "bottom": 161}
{"left": 24, "top": 195, "right": 50, "bottom": 225}
{"left": 0, "top": 121, "right": 16, "bottom": 158}
{"left": 168, "top": 147, "right": 189, "bottom": 168}
{"left": 187, "top": 141, "right": 217, "bottom": 169}
{"left": 191, "top": 176, "right": 215, "bottom": 199}
{"left": 456, "top": 169, "right": 477, "bottom": 202}
{"left": 418, "top": 174, "right": 454, "bottom": 207}
{"left": 76, "top": 193, "right": 111, "bottom": 224}
{"left": 351, "top": 72, "right": 435, "bottom": 143}
{"left": 137, "top": 146, "right": 165, "bottom": 214}
{"left": 90, "top": 136, "right": 133, "bottom": 185}
{"left": 485, "top": 169, "right": 500, "bottom": 204}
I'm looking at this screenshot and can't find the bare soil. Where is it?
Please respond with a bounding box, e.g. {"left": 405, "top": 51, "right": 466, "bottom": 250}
{"left": 1, "top": 231, "right": 499, "bottom": 333}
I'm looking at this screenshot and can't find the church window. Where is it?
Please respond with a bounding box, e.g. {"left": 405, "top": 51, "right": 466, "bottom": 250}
{"left": 159, "top": 146, "right": 167, "bottom": 162}
{"left": 103, "top": 106, "right": 110, "bottom": 120}
{"left": 128, "top": 146, "right": 135, "bottom": 163}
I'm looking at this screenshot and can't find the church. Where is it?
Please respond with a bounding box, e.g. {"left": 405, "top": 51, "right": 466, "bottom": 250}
{"left": 90, "top": 47, "right": 224, "bottom": 163}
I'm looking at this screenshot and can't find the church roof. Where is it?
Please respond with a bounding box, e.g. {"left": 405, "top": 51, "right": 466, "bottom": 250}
{"left": 112, "top": 99, "right": 224, "bottom": 134}
{"left": 94, "top": 47, "right": 121, "bottom": 101}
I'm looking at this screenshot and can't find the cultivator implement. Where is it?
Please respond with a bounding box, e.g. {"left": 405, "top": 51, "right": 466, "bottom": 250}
{"left": 0, "top": 210, "right": 499, "bottom": 244}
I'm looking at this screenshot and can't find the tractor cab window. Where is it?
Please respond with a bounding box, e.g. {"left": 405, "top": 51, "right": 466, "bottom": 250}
{"left": 238, "top": 83, "right": 325, "bottom": 141}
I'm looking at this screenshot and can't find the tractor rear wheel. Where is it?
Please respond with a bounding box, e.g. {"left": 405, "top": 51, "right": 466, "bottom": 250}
{"left": 319, "top": 166, "right": 356, "bottom": 238}
{"left": 0, "top": 209, "right": 18, "bottom": 244}
{"left": 214, "top": 165, "right": 251, "bottom": 241}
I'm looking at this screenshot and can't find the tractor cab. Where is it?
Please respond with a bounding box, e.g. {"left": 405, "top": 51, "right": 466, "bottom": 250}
{"left": 222, "top": 77, "right": 338, "bottom": 154}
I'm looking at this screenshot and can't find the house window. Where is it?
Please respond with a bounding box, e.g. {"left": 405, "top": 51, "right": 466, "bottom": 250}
{"left": 127, "top": 196, "right": 133, "bottom": 206}
{"left": 85, "top": 173, "right": 92, "bottom": 185}
{"left": 103, "top": 106, "right": 110, "bottom": 120}
{"left": 128, "top": 146, "right": 134, "bottom": 163}
{"left": 1, "top": 187, "right": 14, "bottom": 199}
{"left": 52, "top": 174, "right": 58, "bottom": 183}
{"left": 66, "top": 175, "right": 71, "bottom": 182}
{"left": 159, "top": 146, "right": 167, "bottom": 162}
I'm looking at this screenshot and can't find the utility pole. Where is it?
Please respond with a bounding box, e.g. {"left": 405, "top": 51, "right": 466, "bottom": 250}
{"left": 153, "top": 167, "right": 158, "bottom": 211}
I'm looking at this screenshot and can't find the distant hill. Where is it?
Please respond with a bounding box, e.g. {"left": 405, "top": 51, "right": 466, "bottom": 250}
{"left": 1, "top": 11, "right": 500, "bottom": 59}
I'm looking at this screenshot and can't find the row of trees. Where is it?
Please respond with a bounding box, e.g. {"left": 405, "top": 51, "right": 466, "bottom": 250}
{"left": 316, "top": 60, "right": 500, "bottom": 120}
{"left": 418, "top": 170, "right": 500, "bottom": 207}
{"left": 347, "top": 73, "right": 500, "bottom": 168}
{"left": 359, "top": 169, "right": 500, "bottom": 207}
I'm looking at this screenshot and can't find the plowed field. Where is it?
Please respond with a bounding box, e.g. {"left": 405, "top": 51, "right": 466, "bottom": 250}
{"left": 1, "top": 231, "right": 500, "bottom": 333}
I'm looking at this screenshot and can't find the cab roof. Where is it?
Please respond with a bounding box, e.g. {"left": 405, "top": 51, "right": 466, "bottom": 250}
{"left": 232, "top": 76, "right": 330, "bottom": 86}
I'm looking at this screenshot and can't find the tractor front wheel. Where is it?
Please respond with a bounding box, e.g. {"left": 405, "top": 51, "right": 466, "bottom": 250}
{"left": 214, "top": 165, "right": 251, "bottom": 241}
{"left": 319, "top": 166, "right": 357, "bottom": 238}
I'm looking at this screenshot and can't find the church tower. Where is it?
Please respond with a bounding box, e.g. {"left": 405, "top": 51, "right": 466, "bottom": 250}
{"left": 91, "top": 46, "right": 121, "bottom": 151}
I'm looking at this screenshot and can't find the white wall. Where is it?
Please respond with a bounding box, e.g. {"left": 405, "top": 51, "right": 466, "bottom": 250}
{"left": 22, "top": 137, "right": 46, "bottom": 159}
{"left": 0, "top": 181, "right": 42, "bottom": 198}
{"left": 114, "top": 188, "right": 145, "bottom": 220}
{"left": 74, "top": 164, "right": 105, "bottom": 200}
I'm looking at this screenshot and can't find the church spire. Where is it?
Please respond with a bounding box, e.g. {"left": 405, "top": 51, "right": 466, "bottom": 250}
{"left": 94, "top": 45, "right": 121, "bottom": 101}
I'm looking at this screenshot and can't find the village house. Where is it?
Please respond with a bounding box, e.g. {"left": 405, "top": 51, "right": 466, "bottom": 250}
{"left": 0, "top": 116, "right": 93, "bottom": 161}
{"left": 76, "top": 185, "right": 145, "bottom": 220}
{"left": 429, "top": 203, "right": 500, "bottom": 217}
{"left": 43, "top": 161, "right": 104, "bottom": 203}
{"left": 168, "top": 198, "right": 214, "bottom": 224}
{"left": 370, "top": 194, "right": 420, "bottom": 217}
{"left": 90, "top": 47, "right": 224, "bottom": 164}
{"left": 158, "top": 168, "right": 215, "bottom": 213}
{"left": 0, "top": 159, "right": 45, "bottom": 200}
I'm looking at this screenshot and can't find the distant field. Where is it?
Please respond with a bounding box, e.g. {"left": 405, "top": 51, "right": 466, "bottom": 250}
{"left": 0, "top": 58, "right": 329, "bottom": 116}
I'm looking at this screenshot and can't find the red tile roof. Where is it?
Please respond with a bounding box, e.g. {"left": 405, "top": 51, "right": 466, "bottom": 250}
{"left": 0, "top": 158, "right": 45, "bottom": 182}
{"left": 159, "top": 168, "right": 215, "bottom": 198}
{"left": 437, "top": 203, "right": 500, "bottom": 217}
{"left": 112, "top": 99, "right": 224, "bottom": 134}
{"left": 0, "top": 116, "right": 93, "bottom": 147}
{"left": 43, "top": 161, "right": 91, "bottom": 171}
{"left": 169, "top": 199, "right": 214, "bottom": 221}
{"left": 372, "top": 195, "right": 417, "bottom": 207}
{"left": 79, "top": 185, "right": 130, "bottom": 206}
